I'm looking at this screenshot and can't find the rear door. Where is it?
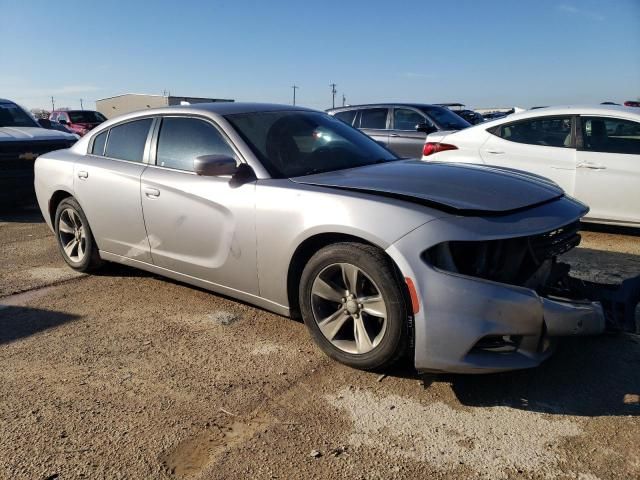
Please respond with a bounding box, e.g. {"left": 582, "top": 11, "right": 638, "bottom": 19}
{"left": 479, "top": 116, "right": 577, "bottom": 193}
{"left": 74, "top": 118, "right": 153, "bottom": 262}
{"left": 388, "top": 107, "right": 428, "bottom": 158}
{"left": 355, "top": 107, "right": 390, "bottom": 147}
{"left": 140, "top": 116, "right": 259, "bottom": 294}
{"left": 574, "top": 116, "right": 640, "bottom": 224}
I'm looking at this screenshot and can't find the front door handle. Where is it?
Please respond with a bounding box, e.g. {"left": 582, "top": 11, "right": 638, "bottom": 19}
{"left": 77, "top": 170, "right": 88, "bottom": 179}
{"left": 143, "top": 187, "right": 160, "bottom": 198}
{"left": 486, "top": 150, "right": 504, "bottom": 155}
{"left": 390, "top": 133, "right": 399, "bottom": 137}
{"left": 577, "top": 162, "right": 606, "bottom": 170}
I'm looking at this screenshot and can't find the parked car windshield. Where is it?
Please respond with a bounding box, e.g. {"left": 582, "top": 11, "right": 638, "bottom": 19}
{"left": 225, "top": 110, "right": 398, "bottom": 177}
{"left": 0, "top": 102, "right": 38, "bottom": 128}
{"left": 419, "top": 106, "right": 471, "bottom": 130}
{"left": 68, "top": 111, "right": 107, "bottom": 123}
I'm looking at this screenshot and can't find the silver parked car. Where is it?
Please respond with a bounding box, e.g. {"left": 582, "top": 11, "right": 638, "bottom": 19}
{"left": 34, "top": 103, "right": 638, "bottom": 373}
{"left": 327, "top": 103, "right": 471, "bottom": 158}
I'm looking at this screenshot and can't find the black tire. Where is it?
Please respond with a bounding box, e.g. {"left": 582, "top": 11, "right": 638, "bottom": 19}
{"left": 54, "top": 197, "right": 103, "bottom": 272}
{"left": 299, "top": 242, "right": 411, "bottom": 371}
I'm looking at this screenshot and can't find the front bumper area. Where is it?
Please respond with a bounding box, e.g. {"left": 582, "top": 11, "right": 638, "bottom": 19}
{"left": 412, "top": 266, "right": 605, "bottom": 373}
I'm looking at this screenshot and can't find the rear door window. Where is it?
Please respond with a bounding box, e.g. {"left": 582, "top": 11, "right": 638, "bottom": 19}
{"left": 156, "top": 117, "right": 236, "bottom": 171}
{"left": 104, "top": 118, "right": 152, "bottom": 162}
{"left": 581, "top": 117, "right": 640, "bottom": 154}
{"left": 333, "top": 110, "right": 357, "bottom": 126}
{"left": 357, "top": 108, "right": 389, "bottom": 129}
{"left": 496, "top": 116, "right": 573, "bottom": 148}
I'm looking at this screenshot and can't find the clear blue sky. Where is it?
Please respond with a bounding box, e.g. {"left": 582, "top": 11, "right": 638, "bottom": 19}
{"left": 1, "top": 0, "right": 638, "bottom": 111}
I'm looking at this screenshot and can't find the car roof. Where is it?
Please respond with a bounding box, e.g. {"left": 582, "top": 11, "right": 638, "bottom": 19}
{"left": 167, "top": 102, "right": 315, "bottom": 115}
{"left": 327, "top": 103, "right": 446, "bottom": 112}
{"left": 501, "top": 104, "right": 639, "bottom": 120}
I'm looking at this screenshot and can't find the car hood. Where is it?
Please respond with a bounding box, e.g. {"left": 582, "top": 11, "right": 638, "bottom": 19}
{"left": 0, "top": 126, "right": 76, "bottom": 142}
{"left": 291, "top": 160, "right": 565, "bottom": 214}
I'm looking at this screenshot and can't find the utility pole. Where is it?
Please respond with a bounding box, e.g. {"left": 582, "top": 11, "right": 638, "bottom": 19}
{"left": 291, "top": 85, "right": 299, "bottom": 106}
{"left": 329, "top": 83, "right": 337, "bottom": 109}
{"left": 80, "top": 99, "right": 84, "bottom": 110}
{"left": 342, "top": 94, "right": 346, "bottom": 107}
{"left": 51, "top": 96, "right": 55, "bottom": 111}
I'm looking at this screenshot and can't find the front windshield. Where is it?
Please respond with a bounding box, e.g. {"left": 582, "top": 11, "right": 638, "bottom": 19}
{"left": 0, "top": 103, "right": 38, "bottom": 128}
{"left": 420, "top": 106, "right": 471, "bottom": 130}
{"left": 68, "top": 111, "right": 107, "bottom": 123}
{"left": 225, "top": 111, "right": 398, "bottom": 177}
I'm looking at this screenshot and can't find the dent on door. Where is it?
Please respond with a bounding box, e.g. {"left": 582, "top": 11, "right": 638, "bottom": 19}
{"left": 140, "top": 167, "right": 259, "bottom": 295}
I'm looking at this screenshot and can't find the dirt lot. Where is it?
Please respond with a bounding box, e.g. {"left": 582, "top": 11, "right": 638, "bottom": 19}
{"left": 1, "top": 207, "right": 639, "bottom": 480}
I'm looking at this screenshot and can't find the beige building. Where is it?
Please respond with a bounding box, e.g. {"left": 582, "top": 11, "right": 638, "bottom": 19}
{"left": 96, "top": 93, "right": 234, "bottom": 119}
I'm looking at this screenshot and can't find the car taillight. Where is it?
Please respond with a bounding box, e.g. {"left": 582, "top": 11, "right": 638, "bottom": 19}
{"left": 422, "top": 142, "right": 458, "bottom": 157}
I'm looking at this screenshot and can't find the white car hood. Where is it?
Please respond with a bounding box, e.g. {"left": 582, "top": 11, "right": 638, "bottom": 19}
{"left": 0, "top": 126, "right": 76, "bottom": 142}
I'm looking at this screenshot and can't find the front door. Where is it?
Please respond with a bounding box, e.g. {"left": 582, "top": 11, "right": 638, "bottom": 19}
{"left": 388, "top": 107, "right": 428, "bottom": 158}
{"left": 574, "top": 116, "right": 640, "bottom": 225}
{"left": 140, "top": 116, "right": 259, "bottom": 295}
{"left": 74, "top": 118, "right": 153, "bottom": 262}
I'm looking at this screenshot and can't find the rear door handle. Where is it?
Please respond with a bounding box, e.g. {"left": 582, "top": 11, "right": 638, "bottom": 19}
{"left": 577, "top": 162, "right": 606, "bottom": 170}
{"left": 486, "top": 150, "right": 504, "bottom": 155}
{"left": 390, "top": 133, "right": 399, "bottom": 137}
{"left": 143, "top": 187, "right": 160, "bottom": 198}
{"left": 77, "top": 170, "right": 88, "bottom": 179}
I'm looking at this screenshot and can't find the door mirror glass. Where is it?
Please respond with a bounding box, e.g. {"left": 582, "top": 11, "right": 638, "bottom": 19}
{"left": 193, "top": 155, "right": 238, "bottom": 176}
{"left": 416, "top": 122, "right": 437, "bottom": 134}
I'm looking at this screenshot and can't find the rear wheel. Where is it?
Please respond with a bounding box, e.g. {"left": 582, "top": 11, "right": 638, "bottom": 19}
{"left": 299, "top": 242, "right": 410, "bottom": 370}
{"left": 54, "top": 197, "right": 103, "bottom": 272}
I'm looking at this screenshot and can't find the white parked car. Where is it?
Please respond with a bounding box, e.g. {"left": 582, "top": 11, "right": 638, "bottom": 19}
{"left": 422, "top": 105, "right": 640, "bottom": 227}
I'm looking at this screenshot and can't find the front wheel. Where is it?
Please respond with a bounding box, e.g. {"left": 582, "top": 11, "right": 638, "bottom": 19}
{"left": 54, "top": 197, "right": 103, "bottom": 272}
{"left": 299, "top": 242, "right": 411, "bottom": 371}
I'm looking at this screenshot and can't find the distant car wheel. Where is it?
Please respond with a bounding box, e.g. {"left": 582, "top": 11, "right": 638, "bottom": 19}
{"left": 299, "top": 242, "right": 410, "bottom": 370}
{"left": 54, "top": 197, "right": 103, "bottom": 272}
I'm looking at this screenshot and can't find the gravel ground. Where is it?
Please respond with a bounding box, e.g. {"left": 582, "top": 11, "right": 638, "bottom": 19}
{"left": 1, "top": 208, "right": 638, "bottom": 479}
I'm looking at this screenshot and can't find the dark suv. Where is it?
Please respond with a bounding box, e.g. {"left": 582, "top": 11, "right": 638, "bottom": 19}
{"left": 327, "top": 103, "right": 470, "bottom": 157}
{"left": 50, "top": 110, "right": 107, "bottom": 137}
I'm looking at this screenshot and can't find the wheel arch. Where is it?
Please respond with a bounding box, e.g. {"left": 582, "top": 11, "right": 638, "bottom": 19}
{"left": 48, "top": 189, "right": 74, "bottom": 225}
{"left": 286, "top": 232, "right": 408, "bottom": 319}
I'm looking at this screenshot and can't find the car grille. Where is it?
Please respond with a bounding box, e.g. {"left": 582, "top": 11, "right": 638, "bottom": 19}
{"left": 0, "top": 140, "right": 74, "bottom": 173}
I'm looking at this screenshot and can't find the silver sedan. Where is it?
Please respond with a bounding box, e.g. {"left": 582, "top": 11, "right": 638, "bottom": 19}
{"left": 33, "top": 103, "right": 637, "bottom": 373}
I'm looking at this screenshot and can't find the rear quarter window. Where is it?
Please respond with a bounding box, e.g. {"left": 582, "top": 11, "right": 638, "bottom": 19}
{"left": 91, "top": 131, "right": 108, "bottom": 156}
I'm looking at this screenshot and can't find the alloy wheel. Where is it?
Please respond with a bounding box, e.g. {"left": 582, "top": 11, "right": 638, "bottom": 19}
{"left": 58, "top": 208, "right": 87, "bottom": 263}
{"left": 310, "top": 262, "right": 387, "bottom": 354}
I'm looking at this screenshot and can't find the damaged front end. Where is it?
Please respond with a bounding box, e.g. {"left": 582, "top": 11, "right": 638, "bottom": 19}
{"left": 424, "top": 221, "right": 640, "bottom": 336}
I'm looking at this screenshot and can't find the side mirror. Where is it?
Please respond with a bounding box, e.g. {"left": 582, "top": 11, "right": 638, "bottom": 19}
{"left": 58, "top": 119, "right": 68, "bottom": 125}
{"left": 416, "top": 122, "right": 437, "bottom": 134}
{"left": 193, "top": 155, "right": 239, "bottom": 176}
{"left": 37, "top": 118, "right": 52, "bottom": 128}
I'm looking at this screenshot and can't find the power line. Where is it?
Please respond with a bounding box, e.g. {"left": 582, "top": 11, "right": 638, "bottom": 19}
{"left": 329, "top": 83, "right": 337, "bottom": 109}
{"left": 291, "top": 85, "right": 299, "bottom": 106}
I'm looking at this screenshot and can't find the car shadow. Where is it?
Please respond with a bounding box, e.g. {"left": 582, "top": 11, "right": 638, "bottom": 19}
{"left": 580, "top": 222, "right": 640, "bottom": 237}
{"left": 445, "top": 334, "right": 640, "bottom": 417}
{"left": 0, "top": 305, "right": 80, "bottom": 345}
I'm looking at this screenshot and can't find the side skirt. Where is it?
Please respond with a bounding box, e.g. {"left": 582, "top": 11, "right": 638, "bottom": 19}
{"left": 99, "top": 251, "right": 291, "bottom": 317}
